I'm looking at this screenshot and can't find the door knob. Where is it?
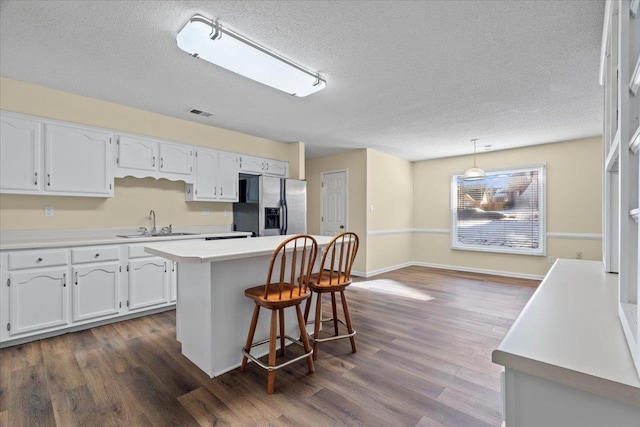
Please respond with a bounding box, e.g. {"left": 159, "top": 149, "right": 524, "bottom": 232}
{"left": 339, "top": 225, "right": 344, "bottom": 229}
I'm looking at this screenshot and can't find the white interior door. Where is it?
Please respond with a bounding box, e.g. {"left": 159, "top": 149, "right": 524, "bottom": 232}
{"left": 321, "top": 170, "right": 347, "bottom": 236}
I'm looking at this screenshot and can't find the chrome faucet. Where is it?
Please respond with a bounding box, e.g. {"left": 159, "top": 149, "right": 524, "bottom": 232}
{"left": 149, "top": 209, "right": 156, "bottom": 233}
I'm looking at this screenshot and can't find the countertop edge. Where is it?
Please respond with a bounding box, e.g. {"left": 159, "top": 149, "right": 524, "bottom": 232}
{"left": 492, "top": 349, "right": 640, "bottom": 408}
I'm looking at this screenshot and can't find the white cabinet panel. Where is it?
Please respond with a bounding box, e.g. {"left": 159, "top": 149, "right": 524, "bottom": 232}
{"left": 238, "top": 155, "right": 288, "bottom": 177}
{"left": 263, "top": 159, "right": 288, "bottom": 177}
{"left": 44, "top": 123, "right": 113, "bottom": 196}
{"left": 186, "top": 148, "right": 238, "bottom": 202}
{"left": 72, "top": 262, "right": 120, "bottom": 322}
{"left": 8, "top": 249, "right": 68, "bottom": 270}
{"left": 115, "top": 133, "right": 193, "bottom": 182}
{"left": 0, "top": 113, "right": 42, "bottom": 193}
{"left": 8, "top": 267, "right": 68, "bottom": 336}
{"left": 117, "top": 134, "right": 157, "bottom": 172}
{"left": 218, "top": 151, "right": 239, "bottom": 201}
{"left": 238, "top": 155, "right": 265, "bottom": 174}
{"left": 128, "top": 257, "right": 169, "bottom": 310}
{"left": 71, "top": 246, "right": 119, "bottom": 264}
{"left": 160, "top": 142, "right": 192, "bottom": 176}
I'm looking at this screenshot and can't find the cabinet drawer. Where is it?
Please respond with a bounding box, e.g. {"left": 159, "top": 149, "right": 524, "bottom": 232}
{"left": 128, "top": 244, "right": 154, "bottom": 259}
{"left": 8, "top": 249, "right": 68, "bottom": 270}
{"left": 71, "top": 246, "right": 119, "bottom": 264}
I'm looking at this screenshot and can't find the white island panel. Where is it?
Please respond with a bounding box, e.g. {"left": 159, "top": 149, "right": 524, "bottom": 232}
{"left": 146, "top": 235, "right": 333, "bottom": 377}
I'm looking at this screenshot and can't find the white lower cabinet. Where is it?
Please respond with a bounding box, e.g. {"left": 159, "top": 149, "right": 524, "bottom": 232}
{"left": 0, "top": 240, "right": 190, "bottom": 346}
{"left": 127, "top": 257, "right": 169, "bottom": 310}
{"left": 72, "top": 262, "right": 120, "bottom": 322}
{"left": 8, "top": 267, "right": 69, "bottom": 336}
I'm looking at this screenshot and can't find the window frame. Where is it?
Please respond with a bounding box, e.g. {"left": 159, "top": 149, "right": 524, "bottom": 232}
{"left": 450, "top": 163, "right": 547, "bottom": 256}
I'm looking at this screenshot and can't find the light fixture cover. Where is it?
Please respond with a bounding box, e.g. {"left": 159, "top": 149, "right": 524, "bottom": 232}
{"left": 463, "top": 139, "right": 486, "bottom": 180}
{"left": 176, "top": 15, "right": 326, "bottom": 97}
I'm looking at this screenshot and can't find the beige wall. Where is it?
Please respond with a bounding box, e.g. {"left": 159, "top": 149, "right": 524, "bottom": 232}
{"left": 306, "top": 150, "right": 367, "bottom": 273}
{"left": 366, "top": 149, "right": 413, "bottom": 273}
{"left": 0, "top": 78, "right": 302, "bottom": 231}
{"left": 413, "top": 137, "right": 603, "bottom": 277}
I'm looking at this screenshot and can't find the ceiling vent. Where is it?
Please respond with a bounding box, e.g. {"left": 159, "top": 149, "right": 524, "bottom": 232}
{"left": 189, "top": 108, "right": 213, "bottom": 117}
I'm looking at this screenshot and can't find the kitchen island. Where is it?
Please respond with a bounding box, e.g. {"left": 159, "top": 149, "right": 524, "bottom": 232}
{"left": 145, "top": 235, "right": 333, "bottom": 377}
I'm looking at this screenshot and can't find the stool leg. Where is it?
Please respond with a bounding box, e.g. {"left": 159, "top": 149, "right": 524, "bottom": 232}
{"left": 279, "top": 308, "right": 286, "bottom": 356}
{"left": 331, "top": 292, "right": 339, "bottom": 336}
{"left": 303, "top": 292, "right": 312, "bottom": 324}
{"left": 313, "top": 291, "right": 322, "bottom": 360}
{"left": 241, "top": 305, "right": 260, "bottom": 371}
{"left": 340, "top": 290, "right": 357, "bottom": 354}
{"left": 267, "top": 310, "right": 278, "bottom": 394}
{"left": 296, "top": 304, "right": 314, "bottom": 374}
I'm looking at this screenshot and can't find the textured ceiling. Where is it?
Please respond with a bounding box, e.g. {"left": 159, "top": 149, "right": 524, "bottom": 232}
{"left": 0, "top": 0, "right": 604, "bottom": 161}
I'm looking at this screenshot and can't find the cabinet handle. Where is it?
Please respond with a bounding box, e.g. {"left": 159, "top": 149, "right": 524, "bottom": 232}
{"left": 47, "top": 173, "right": 51, "bottom": 186}
{"left": 164, "top": 262, "right": 167, "bottom": 273}
{"left": 95, "top": 253, "right": 100, "bottom": 258}
{"left": 172, "top": 262, "right": 175, "bottom": 272}
{"left": 75, "top": 272, "right": 78, "bottom": 285}
{"left": 160, "top": 157, "right": 164, "bottom": 169}
{"left": 152, "top": 156, "right": 156, "bottom": 167}
{"left": 63, "top": 273, "right": 66, "bottom": 287}
{"left": 36, "top": 257, "right": 43, "bottom": 262}
{"left": 214, "top": 187, "right": 217, "bottom": 196}
{"left": 220, "top": 187, "right": 223, "bottom": 196}
{"left": 34, "top": 172, "right": 38, "bottom": 185}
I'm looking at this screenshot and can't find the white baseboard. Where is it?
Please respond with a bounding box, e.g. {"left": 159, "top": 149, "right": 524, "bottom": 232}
{"left": 352, "top": 262, "right": 544, "bottom": 280}
{"left": 412, "top": 261, "right": 544, "bottom": 280}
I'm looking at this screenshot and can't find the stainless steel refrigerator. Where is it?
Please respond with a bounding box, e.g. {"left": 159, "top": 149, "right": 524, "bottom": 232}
{"left": 233, "top": 174, "right": 307, "bottom": 236}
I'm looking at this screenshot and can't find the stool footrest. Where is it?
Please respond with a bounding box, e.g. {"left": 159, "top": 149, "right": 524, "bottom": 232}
{"left": 309, "top": 318, "right": 357, "bottom": 343}
{"left": 242, "top": 335, "right": 313, "bottom": 372}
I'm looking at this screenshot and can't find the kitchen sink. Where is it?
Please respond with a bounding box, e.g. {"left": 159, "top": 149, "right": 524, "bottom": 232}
{"left": 117, "top": 232, "right": 197, "bottom": 238}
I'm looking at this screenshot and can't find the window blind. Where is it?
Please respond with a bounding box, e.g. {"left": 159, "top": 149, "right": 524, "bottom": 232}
{"left": 451, "top": 164, "right": 546, "bottom": 256}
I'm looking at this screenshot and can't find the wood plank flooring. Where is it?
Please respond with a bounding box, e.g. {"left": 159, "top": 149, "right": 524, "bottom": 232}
{"left": 0, "top": 266, "right": 538, "bottom": 426}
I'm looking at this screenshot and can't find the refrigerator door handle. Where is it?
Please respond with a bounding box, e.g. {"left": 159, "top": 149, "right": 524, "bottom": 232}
{"left": 283, "top": 199, "right": 288, "bottom": 235}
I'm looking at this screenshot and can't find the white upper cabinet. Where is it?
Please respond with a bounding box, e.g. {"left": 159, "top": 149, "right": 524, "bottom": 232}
{"left": 0, "top": 111, "right": 114, "bottom": 197}
{"left": 0, "top": 112, "right": 42, "bottom": 193}
{"left": 115, "top": 133, "right": 193, "bottom": 182}
{"left": 238, "top": 154, "right": 289, "bottom": 177}
{"left": 45, "top": 123, "right": 114, "bottom": 196}
{"left": 186, "top": 148, "right": 238, "bottom": 202}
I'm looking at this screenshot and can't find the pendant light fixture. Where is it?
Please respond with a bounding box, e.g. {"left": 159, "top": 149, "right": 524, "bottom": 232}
{"left": 463, "top": 139, "right": 486, "bottom": 180}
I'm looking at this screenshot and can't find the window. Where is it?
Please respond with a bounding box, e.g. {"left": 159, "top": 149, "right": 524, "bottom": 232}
{"left": 451, "top": 164, "right": 546, "bottom": 255}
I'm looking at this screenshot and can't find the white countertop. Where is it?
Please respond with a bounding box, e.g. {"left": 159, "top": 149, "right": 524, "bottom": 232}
{"left": 0, "top": 226, "right": 251, "bottom": 250}
{"left": 145, "top": 234, "right": 333, "bottom": 263}
{"left": 492, "top": 259, "right": 640, "bottom": 407}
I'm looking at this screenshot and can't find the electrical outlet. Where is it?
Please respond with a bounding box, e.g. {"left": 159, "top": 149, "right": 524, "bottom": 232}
{"left": 224, "top": 209, "right": 230, "bottom": 217}
{"left": 370, "top": 204, "right": 374, "bottom": 212}
{"left": 201, "top": 208, "right": 210, "bottom": 216}
{"left": 44, "top": 206, "right": 54, "bottom": 217}
{"left": 577, "top": 251, "right": 583, "bottom": 259}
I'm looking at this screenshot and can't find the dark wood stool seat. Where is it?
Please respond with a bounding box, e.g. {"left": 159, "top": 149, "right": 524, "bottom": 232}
{"left": 304, "top": 232, "right": 359, "bottom": 360}
{"left": 241, "top": 235, "right": 318, "bottom": 394}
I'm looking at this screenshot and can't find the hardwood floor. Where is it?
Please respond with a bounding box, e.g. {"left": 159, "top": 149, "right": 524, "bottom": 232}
{"left": 0, "top": 266, "right": 538, "bottom": 427}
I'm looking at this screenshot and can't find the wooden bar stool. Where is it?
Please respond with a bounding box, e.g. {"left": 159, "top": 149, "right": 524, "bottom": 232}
{"left": 241, "top": 235, "right": 318, "bottom": 394}
{"left": 304, "top": 232, "right": 359, "bottom": 360}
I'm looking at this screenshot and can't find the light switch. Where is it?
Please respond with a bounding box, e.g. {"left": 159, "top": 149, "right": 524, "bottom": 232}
{"left": 44, "top": 206, "right": 54, "bottom": 217}
{"left": 201, "top": 208, "right": 210, "bottom": 216}
{"left": 369, "top": 204, "right": 374, "bottom": 212}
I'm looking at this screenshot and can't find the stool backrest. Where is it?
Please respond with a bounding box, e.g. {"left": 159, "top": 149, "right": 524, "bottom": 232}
{"left": 317, "top": 232, "right": 359, "bottom": 285}
{"left": 265, "top": 235, "right": 318, "bottom": 300}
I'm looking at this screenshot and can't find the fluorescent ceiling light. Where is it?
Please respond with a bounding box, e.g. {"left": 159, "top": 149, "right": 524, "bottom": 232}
{"left": 176, "top": 15, "right": 326, "bottom": 97}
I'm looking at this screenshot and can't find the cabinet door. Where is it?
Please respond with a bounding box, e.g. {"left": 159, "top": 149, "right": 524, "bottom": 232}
{"left": 263, "top": 159, "right": 288, "bottom": 177}
{"left": 238, "top": 155, "right": 264, "bottom": 174}
{"left": 72, "top": 262, "right": 120, "bottom": 322}
{"left": 128, "top": 258, "right": 169, "bottom": 310}
{"left": 193, "top": 148, "right": 218, "bottom": 200}
{"left": 160, "top": 142, "right": 192, "bottom": 176}
{"left": 8, "top": 267, "right": 68, "bottom": 336}
{"left": 45, "top": 123, "right": 113, "bottom": 196}
{"left": 117, "top": 134, "right": 158, "bottom": 172}
{"left": 0, "top": 113, "right": 42, "bottom": 193}
{"left": 218, "top": 152, "right": 239, "bottom": 201}
{"left": 169, "top": 261, "right": 177, "bottom": 302}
